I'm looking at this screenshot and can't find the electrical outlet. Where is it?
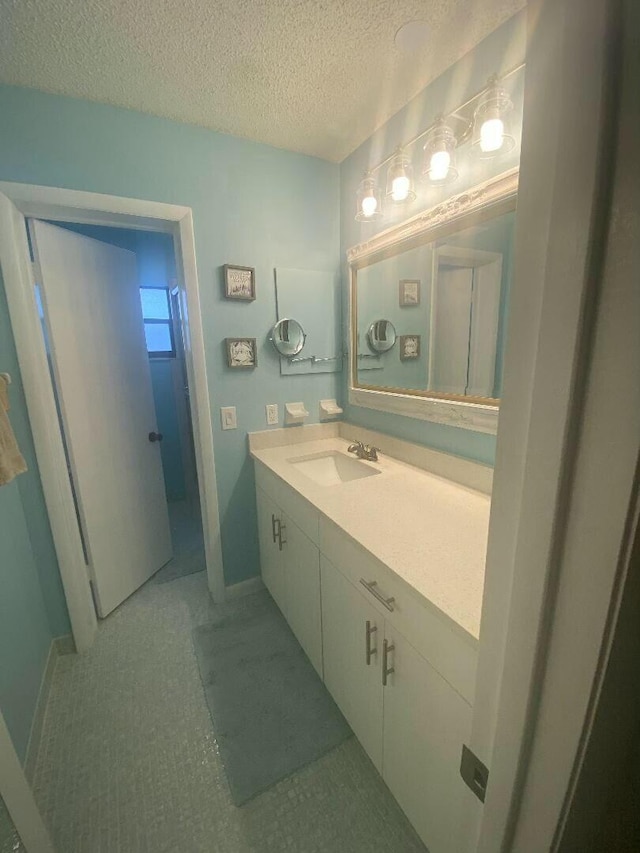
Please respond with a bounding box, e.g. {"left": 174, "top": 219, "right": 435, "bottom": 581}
{"left": 266, "top": 403, "right": 279, "bottom": 426}
{"left": 220, "top": 406, "right": 237, "bottom": 430}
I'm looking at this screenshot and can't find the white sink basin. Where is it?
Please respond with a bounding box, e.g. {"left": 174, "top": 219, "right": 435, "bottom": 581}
{"left": 288, "top": 450, "right": 380, "bottom": 486}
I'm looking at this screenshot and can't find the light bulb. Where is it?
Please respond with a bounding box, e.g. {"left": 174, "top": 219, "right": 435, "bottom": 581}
{"left": 430, "top": 149, "right": 451, "bottom": 182}
{"left": 361, "top": 195, "right": 378, "bottom": 217}
{"left": 480, "top": 118, "right": 504, "bottom": 153}
{"left": 391, "top": 175, "right": 410, "bottom": 202}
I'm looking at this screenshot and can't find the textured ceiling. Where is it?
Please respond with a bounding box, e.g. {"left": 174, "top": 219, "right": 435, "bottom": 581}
{"left": 0, "top": 0, "right": 524, "bottom": 162}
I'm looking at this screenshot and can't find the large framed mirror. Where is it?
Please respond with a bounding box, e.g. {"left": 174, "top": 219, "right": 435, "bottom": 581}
{"left": 348, "top": 169, "right": 518, "bottom": 434}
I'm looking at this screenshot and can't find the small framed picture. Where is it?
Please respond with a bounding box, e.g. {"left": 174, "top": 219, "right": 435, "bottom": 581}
{"left": 224, "top": 265, "right": 256, "bottom": 301}
{"left": 399, "top": 279, "right": 420, "bottom": 307}
{"left": 399, "top": 335, "right": 421, "bottom": 361}
{"left": 225, "top": 338, "right": 257, "bottom": 369}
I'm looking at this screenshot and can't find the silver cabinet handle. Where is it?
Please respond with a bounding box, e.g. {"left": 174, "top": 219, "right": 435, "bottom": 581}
{"left": 278, "top": 521, "right": 287, "bottom": 551}
{"left": 382, "top": 638, "right": 395, "bottom": 686}
{"left": 365, "top": 620, "right": 377, "bottom": 665}
{"left": 271, "top": 514, "right": 279, "bottom": 544}
{"left": 360, "top": 579, "right": 395, "bottom": 612}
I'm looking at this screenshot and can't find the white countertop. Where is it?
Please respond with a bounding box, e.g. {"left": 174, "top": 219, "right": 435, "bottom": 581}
{"left": 251, "top": 437, "right": 490, "bottom": 641}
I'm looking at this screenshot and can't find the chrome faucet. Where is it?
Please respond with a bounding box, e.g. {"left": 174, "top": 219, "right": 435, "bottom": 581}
{"left": 347, "top": 440, "right": 380, "bottom": 462}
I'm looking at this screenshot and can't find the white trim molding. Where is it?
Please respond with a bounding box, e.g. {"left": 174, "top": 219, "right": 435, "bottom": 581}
{"left": 347, "top": 168, "right": 519, "bottom": 266}
{"left": 0, "top": 710, "right": 55, "bottom": 853}
{"left": 348, "top": 386, "right": 499, "bottom": 434}
{"left": 0, "top": 182, "right": 225, "bottom": 655}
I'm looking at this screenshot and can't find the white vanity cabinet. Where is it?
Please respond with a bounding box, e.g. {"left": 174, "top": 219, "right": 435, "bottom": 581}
{"left": 254, "top": 454, "right": 480, "bottom": 853}
{"left": 320, "top": 555, "right": 384, "bottom": 771}
{"left": 320, "top": 554, "right": 473, "bottom": 853}
{"left": 256, "top": 486, "right": 288, "bottom": 615}
{"left": 255, "top": 481, "right": 323, "bottom": 676}
{"left": 281, "top": 510, "right": 322, "bottom": 676}
{"left": 382, "top": 625, "right": 473, "bottom": 853}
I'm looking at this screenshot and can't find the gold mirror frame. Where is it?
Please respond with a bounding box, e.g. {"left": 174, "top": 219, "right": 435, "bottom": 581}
{"left": 348, "top": 168, "right": 518, "bottom": 434}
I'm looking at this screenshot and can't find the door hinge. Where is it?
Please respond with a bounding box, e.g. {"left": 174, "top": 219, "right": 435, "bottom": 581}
{"left": 460, "top": 744, "right": 489, "bottom": 803}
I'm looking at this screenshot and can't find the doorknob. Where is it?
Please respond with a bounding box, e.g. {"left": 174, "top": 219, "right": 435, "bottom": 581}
{"left": 148, "top": 431, "right": 164, "bottom": 443}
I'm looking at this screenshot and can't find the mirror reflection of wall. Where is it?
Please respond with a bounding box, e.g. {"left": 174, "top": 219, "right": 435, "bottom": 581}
{"left": 355, "top": 208, "right": 515, "bottom": 400}
{"left": 275, "top": 268, "right": 341, "bottom": 375}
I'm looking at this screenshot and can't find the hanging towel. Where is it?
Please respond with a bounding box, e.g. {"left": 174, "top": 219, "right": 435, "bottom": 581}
{"left": 0, "top": 373, "right": 28, "bottom": 486}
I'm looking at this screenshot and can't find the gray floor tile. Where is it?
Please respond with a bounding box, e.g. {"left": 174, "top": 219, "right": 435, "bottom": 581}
{"left": 32, "top": 560, "right": 425, "bottom": 851}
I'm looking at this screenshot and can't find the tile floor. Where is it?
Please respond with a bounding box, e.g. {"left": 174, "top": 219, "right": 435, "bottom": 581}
{"left": 153, "top": 499, "right": 206, "bottom": 584}
{"left": 31, "top": 569, "right": 426, "bottom": 852}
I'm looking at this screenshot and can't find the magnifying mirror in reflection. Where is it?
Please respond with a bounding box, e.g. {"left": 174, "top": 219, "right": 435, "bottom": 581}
{"left": 270, "top": 318, "right": 307, "bottom": 358}
{"left": 367, "top": 319, "right": 397, "bottom": 353}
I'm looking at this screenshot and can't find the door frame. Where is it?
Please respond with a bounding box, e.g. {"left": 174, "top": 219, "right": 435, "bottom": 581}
{"left": 0, "top": 182, "right": 225, "bottom": 652}
{"left": 169, "top": 284, "right": 199, "bottom": 504}
{"left": 0, "top": 709, "right": 54, "bottom": 852}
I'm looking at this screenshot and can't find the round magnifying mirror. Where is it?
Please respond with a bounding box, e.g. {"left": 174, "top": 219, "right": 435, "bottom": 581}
{"left": 367, "top": 319, "right": 397, "bottom": 353}
{"left": 270, "top": 318, "right": 307, "bottom": 358}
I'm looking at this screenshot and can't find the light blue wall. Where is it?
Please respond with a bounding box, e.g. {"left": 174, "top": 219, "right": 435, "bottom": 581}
{"left": 0, "top": 85, "right": 340, "bottom": 586}
{"left": 0, "top": 269, "right": 67, "bottom": 761}
{"left": 341, "top": 11, "right": 526, "bottom": 466}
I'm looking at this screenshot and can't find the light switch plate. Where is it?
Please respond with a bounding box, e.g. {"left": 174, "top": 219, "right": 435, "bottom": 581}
{"left": 265, "top": 403, "right": 279, "bottom": 426}
{"left": 220, "top": 406, "right": 237, "bottom": 430}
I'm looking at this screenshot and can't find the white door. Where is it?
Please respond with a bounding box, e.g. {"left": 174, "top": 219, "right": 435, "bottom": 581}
{"left": 430, "top": 265, "right": 474, "bottom": 394}
{"left": 382, "top": 625, "right": 473, "bottom": 853}
{"left": 466, "top": 259, "right": 502, "bottom": 398}
{"left": 281, "top": 513, "right": 322, "bottom": 676}
{"left": 256, "top": 487, "right": 287, "bottom": 615}
{"left": 30, "top": 219, "right": 172, "bottom": 617}
{"left": 320, "top": 556, "right": 384, "bottom": 770}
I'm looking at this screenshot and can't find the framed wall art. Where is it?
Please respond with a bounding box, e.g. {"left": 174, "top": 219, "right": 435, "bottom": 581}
{"left": 224, "top": 265, "right": 256, "bottom": 301}
{"left": 225, "top": 337, "right": 257, "bottom": 368}
{"left": 399, "top": 279, "right": 420, "bottom": 307}
{"left": 399, "top": 334, "right": 421, "bottom": 361}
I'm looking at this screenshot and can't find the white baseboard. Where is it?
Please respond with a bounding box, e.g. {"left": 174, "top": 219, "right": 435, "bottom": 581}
{"left": 23, "top": 634, "right": 73, "bottom": 782}
{"left": 224, "top": 576, "right": 264, "bottom": 600}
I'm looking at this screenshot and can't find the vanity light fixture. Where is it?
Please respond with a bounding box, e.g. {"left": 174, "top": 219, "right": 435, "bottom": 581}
{"left": 386, "top": 147, "right": 416, "bottom": 203}
{"left": 352, "top": 63, "right": 523, "bottom": 222}
{"left": 422, "top": 118, "right": 459, "bottom": 184}
{"left": 472, "top": 75, "right": 516, "bottom": 157}
{"left": 355, "top": 171, "right": 383, "bottom": 221}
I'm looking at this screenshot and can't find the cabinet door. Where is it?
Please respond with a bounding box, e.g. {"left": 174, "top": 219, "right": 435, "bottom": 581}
{"left": 281, "top": 512, "right": 322, "bottom": 676}
{"left": 382, "top": 626, "right": 472, "bottom": 853}
{"left": 256, "top": 486, "right": 287, "bottom": 615}
{"left": 321, "top": 556, "right": 384, "bottom": 770}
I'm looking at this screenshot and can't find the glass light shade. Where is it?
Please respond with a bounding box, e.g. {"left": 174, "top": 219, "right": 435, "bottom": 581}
{"left": 386, "top": 148, "right": 416, "bottom": 203}
{"left": 422, "top": 121, "right": 458, "bottom": 185}
{"left": 473, "top": 78, "right": 516, "bottom": 157}
{"left": 355, "top": 171, "right": 383, "bottom": 221}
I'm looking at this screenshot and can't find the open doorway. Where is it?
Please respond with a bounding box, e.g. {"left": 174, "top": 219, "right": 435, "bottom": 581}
{"left": 28, "top": 220, "right": 205, "bottom": 616}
